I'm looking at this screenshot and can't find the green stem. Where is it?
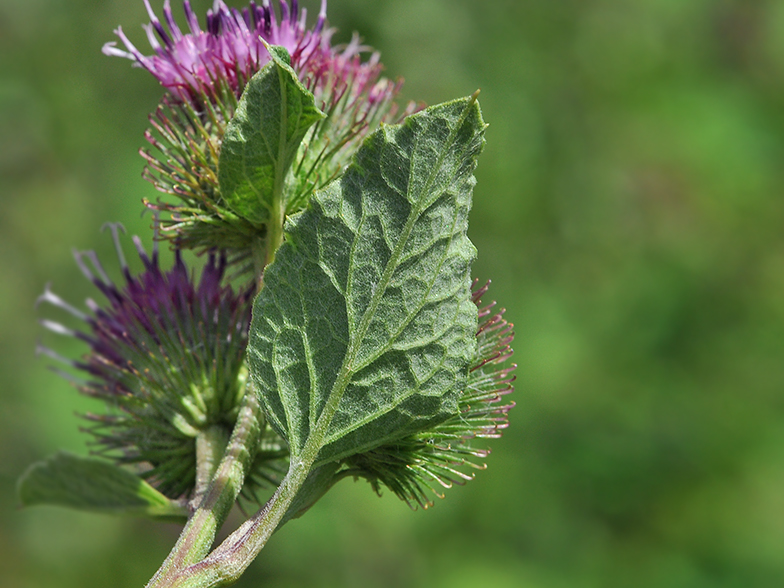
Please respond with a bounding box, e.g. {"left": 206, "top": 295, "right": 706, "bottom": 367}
{"left": 151, "top": 390, "right": 339, "bottom": 588}
{"left": 146, "top": 392, "right": 262, "bottom": 588}
{"left": 193, "top": 426, "right": 230, "bottom": 506}
{"left": 266, "top": 197, "right": 285, "bottom": 268}
{"left": 156, "top": 459, "right": 313, "bottom": 588}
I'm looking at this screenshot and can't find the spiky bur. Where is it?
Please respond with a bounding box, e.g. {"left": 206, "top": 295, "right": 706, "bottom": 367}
{"left": 105, "top": 1, "right": 413, "bottom": 266}
{"left": 340, "top": 280, "right": 516, "bottom": 509}
{"left": 36, "top": 224, "right": 287, "bottom": 499}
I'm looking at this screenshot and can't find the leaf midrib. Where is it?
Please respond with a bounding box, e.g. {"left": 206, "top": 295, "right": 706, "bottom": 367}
{"left": 273, "top": 64, "right": 289, "bottom": 214}
{"left": 321, "top": 183, "right": 468, "bottom": 449}
{"left": 293, "top": 98, "right": 478, "bottom": 463}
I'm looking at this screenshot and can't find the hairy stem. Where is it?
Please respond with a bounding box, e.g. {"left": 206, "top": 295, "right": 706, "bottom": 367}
{"left": 146, "top": 392, "right": 262, "bottom": 588}
{"left": 264, "top": 197, "right": 285, "bottom": 269}
{"left": 153, "top": 459, "right": 312, "bottom": 588}
{"left": 193, "top": 426, "right": 230, "bottom": 507}
{"left": 150, "top": 378, "right": 342, "bottom": 587}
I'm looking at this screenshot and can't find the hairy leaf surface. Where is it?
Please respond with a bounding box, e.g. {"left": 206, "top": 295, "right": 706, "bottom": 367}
{"left": 17, "top": 451, "right": 187, "bottom": 520}
{"left": 248, "top": 96, "right": 486, "bottom": 465}
{"left": 218, "top": 45, "right": 325, "bottom": 225}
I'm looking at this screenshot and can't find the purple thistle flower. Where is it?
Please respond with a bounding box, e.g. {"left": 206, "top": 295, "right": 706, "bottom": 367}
{"left": 104, "top": 0, "right": 330, "bottom": 103}
{"left": 105, "top": 1, "right": 413, "bottom": 263}
{"left": 36, "top": 223, "right": 258, "bottom": 497}
{"left": 103, "top": 0, "right": 401, "bottom": 119}
{"left": 341, "top": 280, "right": 516, "bottom": 510}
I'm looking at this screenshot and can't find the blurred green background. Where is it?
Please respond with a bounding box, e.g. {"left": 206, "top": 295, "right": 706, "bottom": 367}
{"left": 2, "top": 0, "right": 784, "bottom": 586}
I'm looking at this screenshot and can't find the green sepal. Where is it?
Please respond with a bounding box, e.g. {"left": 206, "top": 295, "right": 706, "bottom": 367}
{"left": 218, "top": 45, "right": 326, "bottom": 225}
{"left": 17, "top": 451, "right": 188, "bottom": 521}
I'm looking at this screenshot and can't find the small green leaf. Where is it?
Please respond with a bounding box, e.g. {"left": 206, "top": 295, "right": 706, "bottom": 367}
{"left": 218, "top": 45, "right": 325, "bottom": 225}
{"left": 17, "top": 451, "right": 187, "bottom": 521}
{"left": 248, "top": 95, "right": 486, "bottom": 466}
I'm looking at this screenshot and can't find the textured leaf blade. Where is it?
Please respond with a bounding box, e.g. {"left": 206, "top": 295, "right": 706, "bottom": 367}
{"left": 218, "top": 45, "right": 325, "bottom": 225}
{"left": 17, "top": 451, "right": 187, "bottom": 520}
{"left": 248, "top": 96, "right": 486, "bottom": 465}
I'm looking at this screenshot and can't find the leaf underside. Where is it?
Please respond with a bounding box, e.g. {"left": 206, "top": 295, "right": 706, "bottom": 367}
{"left": 17, "top": 451, "right": 187, "bottom": 520}
{"left": 345, "top": 281, "right": 517, "bottom": 509}
{"left": 218, "top": 45, "right": 325, "bottom": 225}
{"left": 248, "top": 95, "right": 486, "bottom": 466}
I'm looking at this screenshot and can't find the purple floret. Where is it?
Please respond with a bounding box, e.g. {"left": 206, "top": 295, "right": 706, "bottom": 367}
{"left": 101, "top": 1, "right": 388, "bottom": 106}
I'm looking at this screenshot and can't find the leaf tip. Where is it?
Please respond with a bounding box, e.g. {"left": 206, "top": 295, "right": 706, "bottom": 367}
{"left": 264, "top": 42, "right": 293, "bottom": 68}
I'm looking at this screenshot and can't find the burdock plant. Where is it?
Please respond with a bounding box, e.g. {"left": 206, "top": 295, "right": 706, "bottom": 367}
{"left": 18, "top": 2, "right": 515, "bottom": 586}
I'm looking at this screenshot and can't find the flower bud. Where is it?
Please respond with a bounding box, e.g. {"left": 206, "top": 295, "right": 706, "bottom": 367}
{"left": 37, "top": 224, "right": 255, "bottom": 497}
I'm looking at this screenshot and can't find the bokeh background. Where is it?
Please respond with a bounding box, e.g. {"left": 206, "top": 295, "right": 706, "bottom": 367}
{"left": 2, "top": 0, "right": 784, "bottom": 586}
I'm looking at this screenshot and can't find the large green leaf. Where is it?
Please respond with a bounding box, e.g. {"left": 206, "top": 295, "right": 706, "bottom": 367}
{"left": 218, "top": 45, "right": 325, "bottom": 225}
{"left": 248, "top": 95, "right": 486, "bottom": 466}
{"left": 17, "top": 451, "right": 187, "bottom": 520}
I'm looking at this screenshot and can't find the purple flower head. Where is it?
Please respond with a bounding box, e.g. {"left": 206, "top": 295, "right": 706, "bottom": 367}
{"left": 37, "top": 223, "right": 255, "bottom": 497}
{"left": 103, "top": 0, "right": 385, "bottom": 108}
{"left": 104, "top": 0, "right": 325, "bottom": 101}
{"left": 105, "top": 1, "right": 414, "bottom": 263}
